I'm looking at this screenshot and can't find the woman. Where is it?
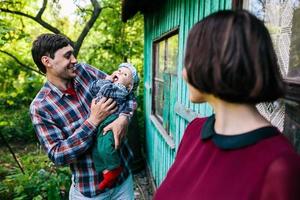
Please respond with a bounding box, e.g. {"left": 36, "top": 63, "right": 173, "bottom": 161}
{"left": 154, "top": 10, "right": 300, "bottom": 200}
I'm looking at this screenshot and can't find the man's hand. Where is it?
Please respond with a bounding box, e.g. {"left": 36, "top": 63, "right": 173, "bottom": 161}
{"left": 103, "top": 115, "right": 129, "bottom": 149}
{"left": 88, "top": 97, "right": 117, "bottom": 126}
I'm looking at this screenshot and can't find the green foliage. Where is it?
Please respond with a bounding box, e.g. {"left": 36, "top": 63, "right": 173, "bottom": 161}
{"left": 0, "top": 106, "right": 36, "bottom": 143}
{"left": 0, "top": 144, "right": 71, "bottom": 200}
{"left": 79, "top": 0, "right": 144, "bottom": 75}
{"left": 0, "top": 60, "right": 43, "bottom": 142}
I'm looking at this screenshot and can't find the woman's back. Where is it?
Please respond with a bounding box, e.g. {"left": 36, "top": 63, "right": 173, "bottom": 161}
{"left": 155, "top": 117, "right": 300, "bottom": 200}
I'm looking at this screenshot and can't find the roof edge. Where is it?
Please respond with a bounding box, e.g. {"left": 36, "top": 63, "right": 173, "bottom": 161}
{"left": 121, "top": 0, "right": 162, "bottom": 22}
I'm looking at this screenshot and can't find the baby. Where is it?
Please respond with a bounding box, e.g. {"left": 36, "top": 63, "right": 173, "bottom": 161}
{"left": 90, "top": 63, "right": 139, "bottom": 190}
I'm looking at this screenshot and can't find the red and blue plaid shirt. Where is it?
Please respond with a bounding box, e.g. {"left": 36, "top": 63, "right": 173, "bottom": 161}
{"left": 30, "top": 63, "right": 135, "bottom": 197}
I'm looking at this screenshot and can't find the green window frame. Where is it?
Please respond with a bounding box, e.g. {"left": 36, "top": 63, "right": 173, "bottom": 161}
{"left": 152, "top": 30, "right": 179, "bottom": 141}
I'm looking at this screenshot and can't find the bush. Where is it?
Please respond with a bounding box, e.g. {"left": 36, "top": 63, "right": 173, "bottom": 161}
{"left": 0, "top": 144, "right": 71, "bottom": 200}
{"left": 0, "top": 106, "right": 36, "bottom": 143}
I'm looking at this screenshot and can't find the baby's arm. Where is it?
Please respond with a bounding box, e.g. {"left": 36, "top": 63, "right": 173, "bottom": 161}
{"left": 101, "top": 84, "right": 128, "bottom": 101}
{"left": 120, "top": 93, "right": 137, "bottom": 120}
{"left": 90, "top": 79, "right": 113, "bottom": 97}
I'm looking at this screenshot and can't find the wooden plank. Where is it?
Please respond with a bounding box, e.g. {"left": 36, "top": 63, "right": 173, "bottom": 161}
{"left": 211, "top": 0, "right": 219, "bottom": 13}
{"left": 182, "top": 0, "right": 189, "bottom": 106}
{"left": 194, "top": 0, "right": 199, "bottom": 23}
{"left": 178, "top": 0, "right": 185, "bottom": 104}
{"left": 188, "top": 0, "right": 194, "bottom": 29}
{"left": 219, "top": 0, "right": 225, "bottom": 10}
{"left": 204, "top": 0, "right": 211, "bottom": 17}
{"left": 163, "top": 73, "right": 171, "bottom": 131}
{"left": 144, "top": 82, "right": 151, "bottom": 91}
{"left": 174, "top": 101, "right": 200, "bottom": 122}
{"left": 150, "top": 115, "right": 176, "bottom": 149}
{"left": 170, "top": 75, "right": 178, "bottom": 136}
{"left": 226, "top": 0, "right": 233, "bottom": 9}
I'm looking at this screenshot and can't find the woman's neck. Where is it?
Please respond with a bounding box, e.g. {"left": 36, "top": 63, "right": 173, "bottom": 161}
{"left": 208, "top": 97, "right": 271, "bottom": 136}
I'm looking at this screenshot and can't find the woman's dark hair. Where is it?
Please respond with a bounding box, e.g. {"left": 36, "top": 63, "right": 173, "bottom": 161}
{"left": 31, "top": 33, "right": 73, "bottom": 74}
{"left": 184, "top": 10, "right": 285, "bottom": 104}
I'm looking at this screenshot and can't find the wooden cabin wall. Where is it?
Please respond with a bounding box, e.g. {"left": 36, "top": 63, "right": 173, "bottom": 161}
{"left": 143, "top": 0, "right": 232, "bottom": 186}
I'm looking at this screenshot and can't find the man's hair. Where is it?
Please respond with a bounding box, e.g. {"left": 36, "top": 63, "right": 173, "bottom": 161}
{"left": 31, "top": 33, "right": 73, "bottom": 74}
{"left": 184, "top": 10, "right": 285, "bottom": 104}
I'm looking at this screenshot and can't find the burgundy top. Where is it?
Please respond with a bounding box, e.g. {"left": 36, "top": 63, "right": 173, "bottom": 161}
{"left": 154, "top": 115, "right": 300, "bottom": 200}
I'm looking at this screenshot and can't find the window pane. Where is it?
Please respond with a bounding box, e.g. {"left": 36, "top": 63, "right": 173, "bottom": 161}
{"left": 154, "top": 80, "right": 164, "bottom": 119}
{"left": 245, "top": 0, "right": 300, "bottom": 81}
{"left": 289, "top": 6, "right": 300, "bottom": 81}
{"left": 166, "top": 34, "right": 179, "bottom": 74}
{"left": 157, "top": 41, "right": 165, "bottom": 79}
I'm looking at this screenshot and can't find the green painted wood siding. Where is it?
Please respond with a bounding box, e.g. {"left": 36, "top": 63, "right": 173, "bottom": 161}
{"left": 143, "top": 0, "right": 232, "bottom": 186}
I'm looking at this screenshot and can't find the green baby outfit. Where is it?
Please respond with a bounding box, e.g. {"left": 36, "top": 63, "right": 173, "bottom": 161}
{"left": 92, "top": 114, "right": 120, "bottom": 172}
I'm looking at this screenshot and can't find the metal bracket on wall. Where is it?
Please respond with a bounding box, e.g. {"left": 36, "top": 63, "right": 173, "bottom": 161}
{"left": 174, "top": 102, "right": 200, "bottom": 122}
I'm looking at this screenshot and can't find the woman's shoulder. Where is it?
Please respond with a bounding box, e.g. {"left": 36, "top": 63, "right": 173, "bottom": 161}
{"left": 262, "top": 131, "right": 299, "bottom": 156}
{"left": 186, "top": 116, "right": 211, "bottom": 133}
{"left": 181, "top": 116, "right": 210, "bottom": 141}
{"left": 189, "top": 116, "right": 208, "bottom": 127}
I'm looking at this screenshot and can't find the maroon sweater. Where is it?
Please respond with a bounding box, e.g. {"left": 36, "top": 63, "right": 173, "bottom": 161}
{"left": 154, "top": 116, "right": 300, "bottom": 200}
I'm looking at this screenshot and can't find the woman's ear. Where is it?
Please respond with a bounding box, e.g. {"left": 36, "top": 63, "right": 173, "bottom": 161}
{"left": 182, "top": 68, "right": 188, "bottom": 82}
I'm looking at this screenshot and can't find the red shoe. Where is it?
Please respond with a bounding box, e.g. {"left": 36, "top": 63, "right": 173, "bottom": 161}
{"left": 99, "top": 166, "right": 123, "bottom": 190}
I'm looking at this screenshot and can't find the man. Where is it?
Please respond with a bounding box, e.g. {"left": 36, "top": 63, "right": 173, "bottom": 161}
{"left": 30, "top": 33, "right": 135, "bottom": 199}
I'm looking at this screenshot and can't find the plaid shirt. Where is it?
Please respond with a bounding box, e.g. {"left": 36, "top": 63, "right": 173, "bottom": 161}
{"left": 90, "top": 79, "right": 135, "bottom": 115}
{"left": 30, "top": 63, "right": 135, "bottom": 197}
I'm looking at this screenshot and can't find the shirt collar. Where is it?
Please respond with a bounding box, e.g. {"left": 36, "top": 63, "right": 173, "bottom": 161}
{"left": 201, "top": 114, "right": 279, "bottom": 150}
{"left": 45, "top": 79, "right": 78, "bottom": 98}
{"left": 45, "top": 81, "right": 64, "bottom": 98}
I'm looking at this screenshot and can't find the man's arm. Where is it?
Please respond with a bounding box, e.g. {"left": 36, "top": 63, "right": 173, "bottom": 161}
{"left": 31, "top": 98, "right": 117, "bottom": 166}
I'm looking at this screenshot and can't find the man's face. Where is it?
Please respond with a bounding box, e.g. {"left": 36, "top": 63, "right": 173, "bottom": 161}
{"left": 111, "top": 67, "right": 133, "bottom": 89}
{"left": 46, "top": 44, "right": 77, "bottom": 81}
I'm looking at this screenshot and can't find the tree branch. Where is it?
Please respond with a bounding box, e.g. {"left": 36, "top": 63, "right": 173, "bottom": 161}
{"left": 0, "top": 8, "right": 35, "bottom": 20}
{"left": 0, "top": 7, "right": 64, "bottom": 35}
{"left": 75, "top": 3, "right": 93, "bottom": 14}
{"left": 102, "top": 5, "right": 116, "bottom": 11}
{"left": 1, "top": 0, "right": 101, "bottom": 58}
{"left": 0, "top": 50, "right": 44, "bottom": 76}
{"left": 0, "top": 132, "right": 25, "bottom": 174}
{"left": 36, "top": 0, "right": 47, "bottom": 19}
{"left": 73, "top": 0, "right": 101, "bottom": 56}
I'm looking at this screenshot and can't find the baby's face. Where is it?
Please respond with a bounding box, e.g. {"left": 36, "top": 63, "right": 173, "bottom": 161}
{"left": 111, "top": 67, "right": 133, "bottom": 89}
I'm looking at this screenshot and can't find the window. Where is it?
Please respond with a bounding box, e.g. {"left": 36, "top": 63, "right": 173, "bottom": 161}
{"left": 242, "top": 1, "right": 300, "bottom": 89}
{"left": 152, "top": 31, "right": 178, "bottom": 136}
{"left": 241, "top": 0, "right": 300, "bottom": 151}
